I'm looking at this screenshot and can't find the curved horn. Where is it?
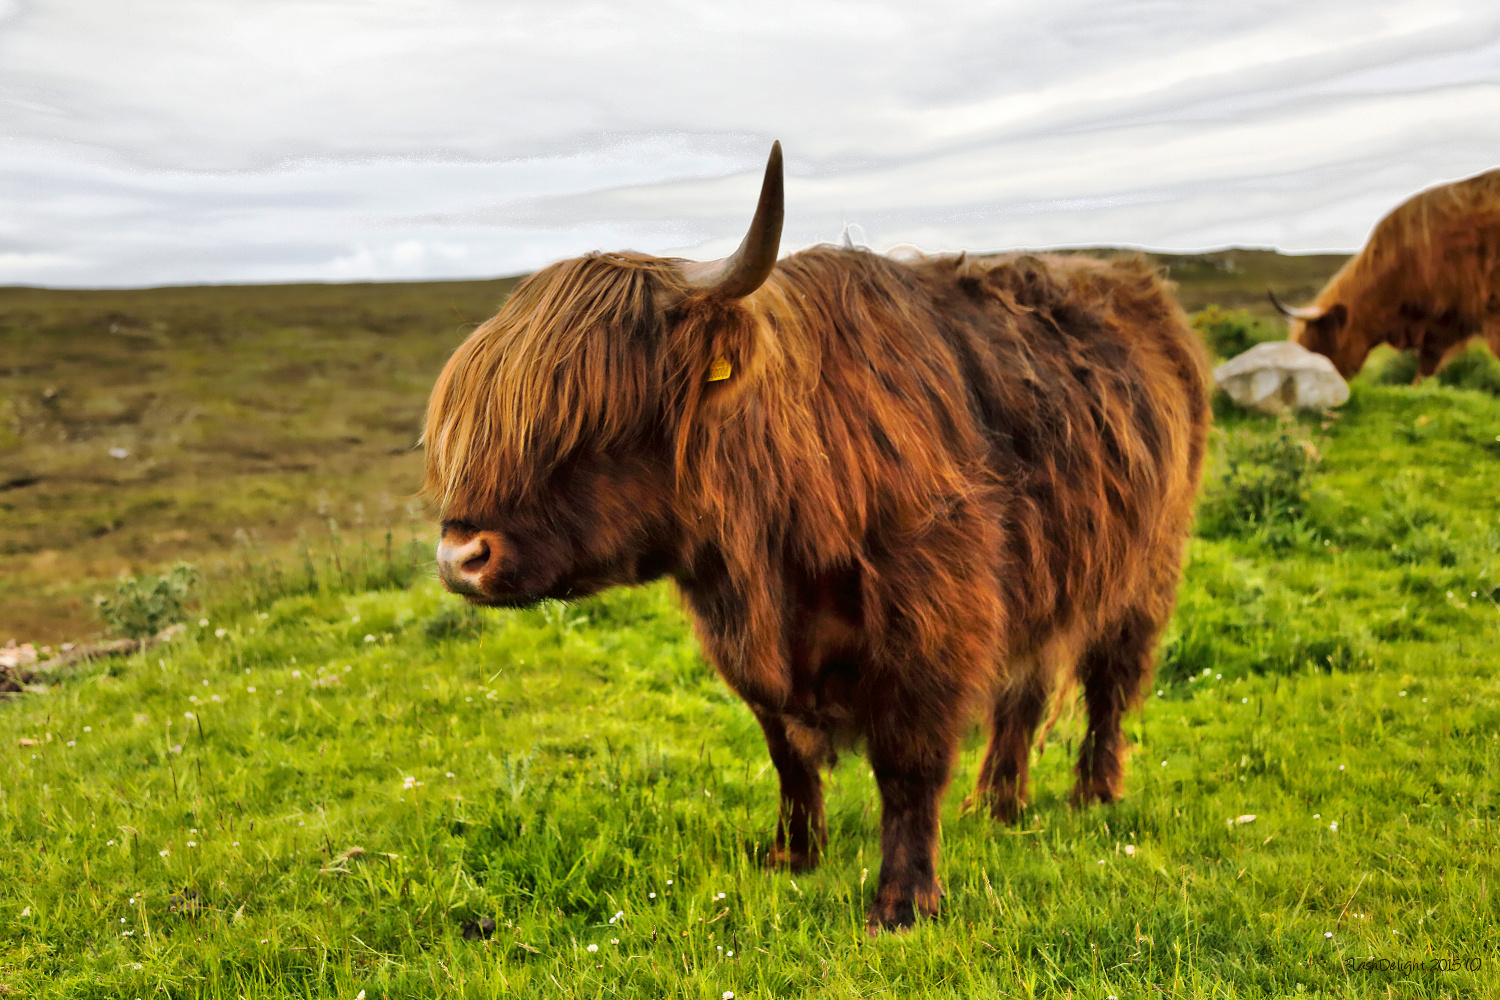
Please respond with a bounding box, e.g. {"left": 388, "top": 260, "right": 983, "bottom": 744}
{"left": 681, "top": 141, "right": 784, "bottom": 299}
{"left": 1267, "top": 288, "right": 1324, "bottom": 321}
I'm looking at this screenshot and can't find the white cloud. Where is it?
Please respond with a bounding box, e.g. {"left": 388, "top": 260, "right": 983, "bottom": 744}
{"left": 1, "top": 0, "right": 1497, "bottom": 286}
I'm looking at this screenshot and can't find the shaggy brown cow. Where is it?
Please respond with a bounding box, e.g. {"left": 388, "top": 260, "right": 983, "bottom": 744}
{"left": 424, "top": 143, "right": 1211, "bottom": 933}
{"left": 1271, "top": 168, "right": 1500, "bottom": 379}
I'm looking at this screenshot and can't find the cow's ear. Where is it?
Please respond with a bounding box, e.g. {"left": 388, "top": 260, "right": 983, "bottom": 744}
{"left": 1303, "top": 303, "right": 1347, "bottom": 350}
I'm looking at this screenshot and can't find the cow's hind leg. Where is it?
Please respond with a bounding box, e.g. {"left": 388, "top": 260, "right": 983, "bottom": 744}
{"left": 754, "top": 710, "right": 827, "bottom": 871}
{"left": 967, "top": 666, "right": 1049, "bottom": 824}
{"left": 1072, "top": 610, "right": 1160, "bottom": 807}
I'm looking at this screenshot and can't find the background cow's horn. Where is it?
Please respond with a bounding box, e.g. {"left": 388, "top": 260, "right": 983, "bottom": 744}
{"left": 1267, "top": 288, "right": 1324, "bottom": 321}
{"left": 681, "top": 141, "right": 784, "bottom": 299}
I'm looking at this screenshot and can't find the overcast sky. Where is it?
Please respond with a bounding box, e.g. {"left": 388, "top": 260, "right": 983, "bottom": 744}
{"left": 2, "top": 0, "right": 1497, "bottom": 287}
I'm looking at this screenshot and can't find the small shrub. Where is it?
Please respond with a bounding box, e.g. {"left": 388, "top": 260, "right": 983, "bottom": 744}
{"left": 1191, "top": 305, "right": 1281, "bottom": 361}
{"left": 1435, "top": 343, "right": 1500, "bottom": 396}
{"left": 1367, "top": 342, "right": 1500, "bottom": 392}
{"left": 95, "top": 563, "right": 197, "bottom": 639}
{"left": 1197, "top": 428, "right": 1323, "bottom": 549}
{"left": 1368, "top": 348, "right": 1420, "bottom": 385}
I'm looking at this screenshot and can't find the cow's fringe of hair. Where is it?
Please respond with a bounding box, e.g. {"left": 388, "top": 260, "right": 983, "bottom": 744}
{"left": 423, "top": 252, "right": 690, "bottom": 513}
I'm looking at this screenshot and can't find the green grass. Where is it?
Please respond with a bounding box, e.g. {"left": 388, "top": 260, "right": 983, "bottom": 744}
{"left": 4, "top": 376, "right": 1500, "bottom": 998}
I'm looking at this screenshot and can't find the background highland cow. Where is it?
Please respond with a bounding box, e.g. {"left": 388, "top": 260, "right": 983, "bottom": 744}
{"left": 1272, "top": 169, "right": 1500, "bottom": 380}
{"left": 423, "top": 144, "right": 1212, "bottom": 932}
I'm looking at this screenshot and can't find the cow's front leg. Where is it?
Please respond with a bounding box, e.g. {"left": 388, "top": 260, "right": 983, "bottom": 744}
{"left": 754, "top": 710, "right": 826, "bottom": 871}
{"left": 864, "top": 713, "right": 958, "bottom": 934}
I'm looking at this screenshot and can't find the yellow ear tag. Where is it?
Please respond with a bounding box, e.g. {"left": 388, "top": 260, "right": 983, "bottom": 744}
{"left": 707, "top": 355, "right": 733, "bottom": 382}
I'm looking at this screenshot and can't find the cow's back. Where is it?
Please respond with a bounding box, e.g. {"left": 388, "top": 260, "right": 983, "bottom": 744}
{"left": 911, "top": 251, "right": 1212, "bottom": 643}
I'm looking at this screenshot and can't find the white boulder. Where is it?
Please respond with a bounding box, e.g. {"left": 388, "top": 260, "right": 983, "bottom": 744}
{"left": 1213, "top": 341, "right": 1350, "bottom": 414}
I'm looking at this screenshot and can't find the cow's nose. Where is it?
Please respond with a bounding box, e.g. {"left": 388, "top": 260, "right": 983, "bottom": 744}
{"left": 436, "top": 531, "right": 503, "bottom": 596}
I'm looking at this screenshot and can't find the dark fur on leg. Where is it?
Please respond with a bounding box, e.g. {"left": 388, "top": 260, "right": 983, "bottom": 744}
{"left": 967, "top": 675, "right": 1050, "bottom": 823}
{"left": 864, "top": 722, "right": 955, "bottom": 933}
{"left": 755, "top": 711, "right": 826, "bottom": 871}
{"left": 1072, "top": 612, "right": 1159, "bottom": 806}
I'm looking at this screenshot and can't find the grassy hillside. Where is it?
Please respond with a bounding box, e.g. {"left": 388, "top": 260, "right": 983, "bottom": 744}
{"left": 4, "top": 367, "right": 1500, "bottom": 996}
{"left": 0, "top": 250, "right": 1342, "bottom": 644}
{"left": 0, "top": 278, "right": 517, "bottom": 641}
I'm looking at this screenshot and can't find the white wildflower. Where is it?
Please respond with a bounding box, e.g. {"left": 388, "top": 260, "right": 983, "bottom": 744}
{"left": 587, "top": 943, "right": 598, "bottom": 953}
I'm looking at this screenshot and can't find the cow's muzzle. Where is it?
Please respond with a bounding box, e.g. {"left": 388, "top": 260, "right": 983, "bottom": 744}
{"left": 436, "top": 529, "right": 506, "bottom": 598}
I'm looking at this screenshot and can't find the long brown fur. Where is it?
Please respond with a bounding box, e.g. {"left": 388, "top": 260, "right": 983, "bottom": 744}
{"left": 425, "top": 244, "right": 1211, "bottom": 932}
{"left": 1287, "top": 168, "right": 1500, "bottom": 378}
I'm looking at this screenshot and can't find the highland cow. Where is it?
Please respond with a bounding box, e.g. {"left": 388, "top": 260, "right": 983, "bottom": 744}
{"left": 424, "top": 143, "right": 1211, "bottom": 932}
{"left": 1271, "top": 168, "right": 1500, "bottom": 379}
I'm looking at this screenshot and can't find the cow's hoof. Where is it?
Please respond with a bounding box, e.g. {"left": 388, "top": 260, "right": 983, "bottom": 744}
{"left": 1068, "top": 779, "right": 1119, "bottom": 809}
{"left": 864, "top": 880, "right": 941, "bottom": 935}
{"left": 764, "top": 846, "right": 818, "bottom": 872}
{"left": 864, "top": 900, "right": 917, "bottom": 937}
{"left": 962, "top": 789, "right": 1026, "bottom": 825}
